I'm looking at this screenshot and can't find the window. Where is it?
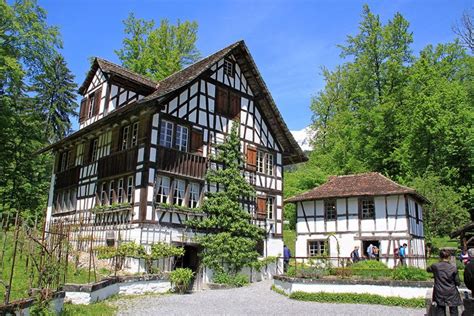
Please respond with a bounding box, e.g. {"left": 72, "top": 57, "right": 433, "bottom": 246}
{"left": 308, "top": 240, "right": 327, "bottom": 257}
{"left": 223, "top": 59, "right": 234, "bottom": 77}
{"left": 175, "top": 125, "right": 189, "bottom": 151}
{"left": 131, "top": 122, "right": 139, "bottom": 147}
{"left": 127, "top": 176, "right": 134, "bottom": 203}
{"left": 100, "top": 182, "right": 107, "bottom": 205}
{"left": 324, "top": 199, "right": 337, "bottom": 221}
{"left": 121, "top": 125, "right": 129, "bottom": 150}
{"left": 117, "top": 179, "right": 124, "bottom": 203}
{"left": 76, "top": 143, "right": 84, "bottom": 166}
{"left": 87, "top": 93, "right": 95, "bottom": 118}
{"left": 360, "top": 197, "right": 375, "bottom": 219}
{"left": 256, "top": 150, "right": 274, "bottom": 175}
{"left": 266, "top": 197, "right": 275, "bottom": 220}
{"left": 108, "top": 180, "right": 115, "bottom": 204}
{"left": 121, "top": 122, "right": 139, "bottom": 150}
{"left": 59, "top": 150, "right": 70, "bottom": 172}
{"left": 188, "top": 182, "right": 200, "bottom": 208}
{"left": 257, "top": 151, "right": 264, "bottom": 173}
{"left": 160, "top": 120, "right": 174, "bottom": 148}
{"left": 173, "top": 179, "right": 186, "bottom": 206}
{"left": 90, "top": 138, "right": 99, "bottom": 162}
{"left": 54, "top": 188, "right": 76, "bottom": 213}
{"left": 156, "top": 176, "right": 171, "bottom": 204}
{"left": 415, "top": 203, "right": 419, "bottom": 223}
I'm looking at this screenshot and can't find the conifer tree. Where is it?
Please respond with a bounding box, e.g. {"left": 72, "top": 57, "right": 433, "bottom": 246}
{"left": 188, "top": 122, "right": 264, "bottom": 274}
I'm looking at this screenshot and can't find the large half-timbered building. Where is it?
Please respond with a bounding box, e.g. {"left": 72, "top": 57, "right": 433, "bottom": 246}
{"left": 286, "top": 172, "right": 428, "bottom": 268}
{"left": 41, "top": 41, "right": 306, "bottom": 275}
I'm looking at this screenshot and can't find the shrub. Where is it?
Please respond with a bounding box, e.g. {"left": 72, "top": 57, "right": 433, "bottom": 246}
{"left": 392, "top": 267, "right": 431, "bottom": 281}
{"left": 213, "top": 272, "right": 249, "bottom": 287}
{"left": 350, "top": 260, "right": 391, "bottom": 279}
{"left": 289, "top": 291, "right": 425, "bottom": 308}
{"left": 170, "top": 268, "right": 194, "bottom": 294}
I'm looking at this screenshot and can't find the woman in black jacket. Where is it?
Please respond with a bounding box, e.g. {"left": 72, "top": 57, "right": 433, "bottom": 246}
{"left": 427, "top": 249, "right": 462, "bottom": 316}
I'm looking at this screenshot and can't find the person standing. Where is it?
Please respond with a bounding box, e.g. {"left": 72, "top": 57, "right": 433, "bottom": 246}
{"left": 399, "top": 243, "right": 407, "bottom": 266}
{"left": 350, "top": 246, "right": 361, "bottom": 263}
{"left": 283, "top": 244, "right": 291, "bottom": 273}
{"left": 367, "top": 244, "right": 374, "bottom": 259}
{"left": 427, "top": 249, "right": 462, "bottom": 316}
{"left": 373, "top": 246, "right": 380, "bottom": 261}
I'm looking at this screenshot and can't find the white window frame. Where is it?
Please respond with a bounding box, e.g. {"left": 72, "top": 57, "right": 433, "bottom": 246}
{"left": 173, "top": 179, "right": 186, "bottom": 206}
{"left": 160, "top": 120, "right": 174, "bottom": 148}
{"left": 108, "top": 180, "right": 115, "bottom": 205}
{"left": 175, "top": 125, "right": 189, "bottom": 151}
{"left": 90, "top": 139, "right": 99, "bottom": 162}
{"left": 87, "top": 93, "right": 95, "bottom": 119}
{"left": 266, "top": 196, "right": 274, "bottom": 220}
{"left": 121, "top": 125, "right": 130, "bottom": 150}
{"left": 156, "top": 176, "right": 171, "bottom": 204}
{"left": 100, "top": 182, "right": 107, "bottom": 205}
{"left": 188, "top": 182, "right": 200, "bottom": 208}
{"left": 117, "top": 178, "right": 124, "bottom": 203}
{"left": 308, "top": 240, "right": 327, "bottom": 257}
{"left": 127, "top": 176, "right": 134, "bottom": 203}
{"left": 131, "top": 122, "right": 139, "bottom": 147}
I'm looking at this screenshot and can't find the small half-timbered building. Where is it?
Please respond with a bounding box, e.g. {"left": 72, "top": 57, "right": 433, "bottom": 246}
{"left": 41, "top": 41, "right": 306, "bottom": 276}
{"left": 286, "top": 172, "right": 428, "bottom": 267}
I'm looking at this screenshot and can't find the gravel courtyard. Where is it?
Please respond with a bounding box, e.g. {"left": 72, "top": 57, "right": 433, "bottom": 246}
{"left": 115, "top": 279, "right": 425, "bottom": 315}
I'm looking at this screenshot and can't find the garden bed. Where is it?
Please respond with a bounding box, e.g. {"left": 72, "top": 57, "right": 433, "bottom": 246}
{"left": 64, "top": 274, "right": 171, "bottom": 304}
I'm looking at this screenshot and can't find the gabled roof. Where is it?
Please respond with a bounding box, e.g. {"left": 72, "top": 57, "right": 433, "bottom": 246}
{"left": 43, "top": 41, "right": 307, "bottom": 165}
{"left": 139, "top": 40, "right": 307, "bottom": 165}
{"left": 285, "top": 172, "right": 429, "bottom": 203}
{"left": 78, "top": 58, "right": 158, "bottom": 95}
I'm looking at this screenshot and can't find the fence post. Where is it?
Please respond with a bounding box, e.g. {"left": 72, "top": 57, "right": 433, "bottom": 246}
{"left": 5, "top": 211, "right": 20, "bottom": 304}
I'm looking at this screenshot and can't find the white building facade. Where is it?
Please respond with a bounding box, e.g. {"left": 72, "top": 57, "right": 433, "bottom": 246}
{"left": 41, "top": 41, "right": 306, "bottom": 277}
{"left": 286, "top": 173, "right": 428, "bottom": 268}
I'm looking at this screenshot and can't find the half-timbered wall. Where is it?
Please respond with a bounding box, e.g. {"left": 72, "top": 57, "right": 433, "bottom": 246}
{"left": 295, "top": 194, "right": 425, "bottom": 268}
{"left": 79, "top": 69, "right": 145, "bottom": 130}
{"left": 150, "top": 54, "right": 284, "bottom": 256}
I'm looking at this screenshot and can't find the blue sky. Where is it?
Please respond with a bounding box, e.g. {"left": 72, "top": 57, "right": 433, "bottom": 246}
{"left": 40, "top": 0, "right": 471, "bottom": 131}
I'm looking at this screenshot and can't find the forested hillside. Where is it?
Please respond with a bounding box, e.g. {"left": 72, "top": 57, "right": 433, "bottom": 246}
{"left": 284, "top": 6, "right": 473, "bottom": 240}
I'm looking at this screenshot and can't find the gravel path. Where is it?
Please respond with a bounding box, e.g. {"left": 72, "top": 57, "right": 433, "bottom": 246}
{"left": 115, "top": 279, "right": 425, "bottom": 316}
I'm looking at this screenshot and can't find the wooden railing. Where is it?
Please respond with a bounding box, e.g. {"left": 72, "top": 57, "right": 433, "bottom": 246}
{"left": 98, "top": 147, "right": 138, "bottom": 179}
{"left": 55, "top": 165, "right": 81, "bottom": 189}
{"left": 157, "top": 146, "right": 207, "bottom": 179}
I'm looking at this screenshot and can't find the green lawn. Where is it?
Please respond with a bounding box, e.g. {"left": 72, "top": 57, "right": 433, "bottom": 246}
{"left": 1, "top": 231, "right": 106, "bottom": 302}
{"left": 283, "top": 229, "right": 296, "bottom": 256}
{"left": 430, "top": 236, "right": 459, "bottom": 249}
{"left": 61, "top": 302, "right": 117, "bottom": 316}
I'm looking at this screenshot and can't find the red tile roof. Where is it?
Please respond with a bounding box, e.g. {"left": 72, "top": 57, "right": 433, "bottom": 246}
{"left": 285, "top": 172, "right": 429, "bottom": 203}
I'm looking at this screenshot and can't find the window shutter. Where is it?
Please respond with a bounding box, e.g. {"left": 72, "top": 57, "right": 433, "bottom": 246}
{"left": 82, "top": 140, "right": 91, "bottom": 165}
{"left": 215, "top": 86, "right": 229, "bottom": 116}
{"left": 93, "top": 88, "right": 102, "bottom": 115}
{"left": 68, "top": 146, "right": 76, "bottom": 169}
{"left": 229, "top": 92, "right": 240, "bottom": 117}
{"left": 256, "top": 197, "right": 267, "bottom": 219}
{"left": 110, "top": 125, "right": 120, "bottom": 153}
{"left": 79, "top": 98, "right": 87, "bottom": 123}
{"left": 191, "top": 130, "right": 203, "bottom": 154}
{"left": 246, "top": 145, "right": 257, "bottom": 170}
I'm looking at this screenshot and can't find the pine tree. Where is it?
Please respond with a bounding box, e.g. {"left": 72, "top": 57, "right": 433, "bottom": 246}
{"left": 188, "top": 122, "right": 264, "bottom": 274}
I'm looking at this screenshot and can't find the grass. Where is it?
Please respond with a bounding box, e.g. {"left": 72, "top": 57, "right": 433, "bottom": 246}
{"left": 283, "top": 229, "right": 296, "bottom": 256}
{"left": 430, "top": 236, "right": 458, "bottom": 249}
{"left": 0, "top": 231, "right": 108, "bottom": 302}
{"left": 61, "top": 302, "right": 117, "bottom": 316}
{"left": 289, "top": 291, "right": 425, "bottom": 309}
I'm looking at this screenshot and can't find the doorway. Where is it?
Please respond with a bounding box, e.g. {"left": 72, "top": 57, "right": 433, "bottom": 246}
{"left": 174, "top": 244, "right": 200, "bottom": 272}
{"left": 362, "top": 240, "right": 380, "bottom": 259}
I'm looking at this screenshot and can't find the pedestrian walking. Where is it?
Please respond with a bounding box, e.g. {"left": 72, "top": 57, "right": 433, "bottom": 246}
{"left": 399, "top": 243, "right": 407, "bottom": 266}
{"left": 350, "top": 246, "right": 361, "bottom": 263}
{"left": 283, "top": 244, "right": 291, "bottom": 273}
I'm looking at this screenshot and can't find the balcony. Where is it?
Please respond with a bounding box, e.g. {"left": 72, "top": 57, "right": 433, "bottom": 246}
{"left": 55, "top": 165, "right": 81, "bottom": 189}
{"left": 157, "top": 146, "right": 207, "bottom": 180}
{"left": 98, "top": 147, "right": 138, "bottom": 179}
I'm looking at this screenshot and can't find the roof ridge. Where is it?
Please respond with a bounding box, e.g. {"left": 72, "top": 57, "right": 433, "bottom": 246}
{"left": 95, "top": 57, "right": 159, "bottom": 87}
{"left": 152, "top": 40, "right": 243, "bottom": 85}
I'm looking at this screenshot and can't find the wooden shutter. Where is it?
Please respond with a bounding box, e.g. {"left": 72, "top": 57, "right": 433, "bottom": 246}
{"left": 82, "top": 140, "right": 91, "bottom": 165}
{"left": 246, "top": 145, "right": 257, "bottom": 170}
{"left": 215, "top": 86, "right": 229, "bottom": 116}
{"left": 93, "top": 88, "right": 102, "bottom": 116}
{"left": 68, "top": 146, "right": 76, "bottom": 169}
{"left": 256, "top": 197, "right": 267, "bottom": 220}
{"left": 190, "top": 129, "right": 203, "bottom": 154}
{"left": 79, "top": 98, "right": 87, "bottom": 123}
{"left": 229, "top": 92, "right": 240, "bottom": 117}
{"left": 110, "top": 125, "right": 121, "bottom": 153}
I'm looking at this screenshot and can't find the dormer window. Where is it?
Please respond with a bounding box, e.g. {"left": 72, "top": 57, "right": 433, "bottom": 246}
{"left": 223, "top": 59, "right": 234, "bottom": 77}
